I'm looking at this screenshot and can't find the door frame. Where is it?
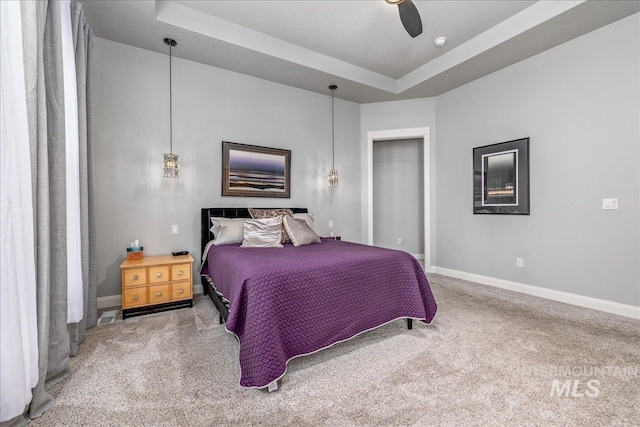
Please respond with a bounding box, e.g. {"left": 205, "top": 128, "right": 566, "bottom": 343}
{"left": 366, "top": 127, "right": 431, "bottom": 271}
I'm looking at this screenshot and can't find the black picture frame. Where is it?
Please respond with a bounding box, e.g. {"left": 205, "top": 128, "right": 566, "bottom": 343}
{"left": 222, "top": 141, "right": 291, "bottom": 198}
{"left": 473, "top": 137, "right": 529, "bottom": 215}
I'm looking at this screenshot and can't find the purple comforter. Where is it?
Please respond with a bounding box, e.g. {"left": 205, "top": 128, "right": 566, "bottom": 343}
{"left": 201, "top": 238, "right": 437, "bottom": 388}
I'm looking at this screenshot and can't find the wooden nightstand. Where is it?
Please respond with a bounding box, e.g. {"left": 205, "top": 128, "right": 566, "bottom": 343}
{"left": 120, "top": 254, "right": 194, "bottom": 319}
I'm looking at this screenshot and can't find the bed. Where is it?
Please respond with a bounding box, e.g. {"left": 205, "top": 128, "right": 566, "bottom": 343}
{"left": 200, "top": 207, "right": 437, "bottom": 390}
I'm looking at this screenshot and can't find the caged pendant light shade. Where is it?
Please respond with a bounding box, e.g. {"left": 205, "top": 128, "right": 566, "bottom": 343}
{"left": 328, "top": 84, "right": 339, "bottom": 187}
{"left": 163, "top": 37, "right": 180, "bottom": 178}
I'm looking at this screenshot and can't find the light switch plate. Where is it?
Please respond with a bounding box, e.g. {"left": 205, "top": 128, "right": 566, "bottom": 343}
{"left": 602, "top": 198, "right": 618, "bottom": 210}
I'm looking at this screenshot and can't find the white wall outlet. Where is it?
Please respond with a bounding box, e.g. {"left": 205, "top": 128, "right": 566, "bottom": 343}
{"left": 516, "top": 258, "right": 524, "bottom": 268}
{"left": 397, "top": 238, "right": 402, "bottom": 245}
{"left": 602, "top": 198, "right": 618, "bottom": 209}
{"left": 329, "top": 220, "right": 334, "bottom": 228}
{"left": 171, "top": 225, "right": 179, "bottom": 235}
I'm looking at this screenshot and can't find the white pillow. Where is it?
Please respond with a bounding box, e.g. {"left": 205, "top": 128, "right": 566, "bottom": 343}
{"left": 210, "top": 217, "right": 244, "bottom": 238}
{"left": 293, "top": 212, "right": 315, "bottom": 231}
{"left": 241, "top": 217, "right": 284, "bottom": 248}
{"left": 213, "top": 220, "right": 245, "bottom": 245}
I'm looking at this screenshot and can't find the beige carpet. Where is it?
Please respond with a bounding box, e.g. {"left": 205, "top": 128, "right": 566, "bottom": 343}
{"left": 32, "top": 274, "right": 640, "bottom": 426}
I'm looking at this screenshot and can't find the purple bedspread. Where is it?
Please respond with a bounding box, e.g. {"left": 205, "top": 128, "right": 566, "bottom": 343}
{"left": 201, "top": 238, "right": 437, "bottom": 388}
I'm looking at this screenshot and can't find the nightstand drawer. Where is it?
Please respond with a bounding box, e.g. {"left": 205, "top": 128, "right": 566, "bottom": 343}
{"left": 172, "top": 264, "right": 191, "bottom": 281}
{"left": 123, "top": 268, "right": 147, "bottom": 287}
{"left": 172, "top": 281, "right": 192, "bottom": 300}
{"left": 149, "top": 284, "right": 170, "bottom": 304}
{"left": 121, "top": 254, "right": 194, "bottom": 319}
{"left": 149, "top": 266, "right": 170, "bottom": 284}
{"left": 123, "top": 287, "right": 148, "bottom": 308}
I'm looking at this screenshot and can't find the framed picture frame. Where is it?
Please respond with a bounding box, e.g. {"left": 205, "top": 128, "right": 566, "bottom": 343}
{"left": 222, "top": 141, "right": 291, "bottom": 198}
{"left": 473, "top": 137, "right": 530, "bottom": 215}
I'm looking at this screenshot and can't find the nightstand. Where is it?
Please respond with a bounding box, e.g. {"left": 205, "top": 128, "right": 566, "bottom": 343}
{"left": 120, "top": 254, "right": 194, "bottom": 319}
{"left": 327, "top": 236, "right": 341, "bottom": 241}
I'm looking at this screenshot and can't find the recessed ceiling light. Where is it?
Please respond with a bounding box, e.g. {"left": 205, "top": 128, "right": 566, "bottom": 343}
{"left": 434, "top": 36, "right": 447, "bottom": 47}
{"left": 386, "top": 0, "right": 404, "bottom": 4}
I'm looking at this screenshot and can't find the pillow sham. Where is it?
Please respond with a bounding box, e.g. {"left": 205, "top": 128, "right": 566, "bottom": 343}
{"left": 212, "top": 220, "right": 245, "bottom": 245}
{"left": 293, "top": 212, "right": 315, "bottom": 231}
{"left": 241, "top": 217, "right": 283, "bottom": 248}
{"left": 210, "top": 217, "right": 244, "bottom": 238}
{"left": 248, "top": 208, "right": 293, "bottom": 244}
{"left": 283, "top": 216, "right": 321, "bottom": 247}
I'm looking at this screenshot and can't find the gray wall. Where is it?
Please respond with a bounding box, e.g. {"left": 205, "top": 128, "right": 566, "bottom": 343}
{"left": 373, "top": 139, "right": 424, "bottom": 255}
{"left": 94, "top": 13, "right": 639, "bottom": 308}
{"left": 435, "top": 14, "right": 639, "bottom": 305}
{"left": 93, "top": 38, "right": 361, "bottom": 298}
{"left": 360, "top": 98, "right": 437, "bottom": 263}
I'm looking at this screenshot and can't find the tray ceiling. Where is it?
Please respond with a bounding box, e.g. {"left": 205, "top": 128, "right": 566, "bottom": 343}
{"left": 80, "top": 0, "right": 640, "bottom": 103}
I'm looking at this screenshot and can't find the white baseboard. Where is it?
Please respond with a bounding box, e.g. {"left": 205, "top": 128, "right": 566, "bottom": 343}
{"left": 433, "top": 267, "right": 640, "bottom": 320}
{"left": 97, "top": 284, "right": 205, "bottom": 310}
{"left": 97, "top": 295, "right": 121, "bottom": 310}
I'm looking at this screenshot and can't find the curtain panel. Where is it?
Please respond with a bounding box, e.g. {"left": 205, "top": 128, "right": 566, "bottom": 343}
{"left": 0, "top": 1, "right": 95, "bottom": 424}
{"left": 0, "top": 0, "right": 40, "bottom": 422}
{"left": 68, "top": 0, "right": 97, "bottom": 356}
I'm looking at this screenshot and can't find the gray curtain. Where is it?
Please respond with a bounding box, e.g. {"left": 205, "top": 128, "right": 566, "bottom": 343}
{"left": 5, "top": 1, "right": 95, "bottom": 425}
{"left": 26, "top": 1, "right": 71, "bottom": 420}
{"left": 68, "top": 0, "right": 97, "bottom": 356}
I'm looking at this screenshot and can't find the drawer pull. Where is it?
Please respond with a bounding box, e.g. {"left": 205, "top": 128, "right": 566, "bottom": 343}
{"left": 133, "top": 274, "right": 139, "bottom": 280}
{"left": 179, "top": 289, "right": 184, "bottom": 294}
{"left": 133, "top": 294, "right": 139, "bottom": 301}
{"left": 156, "top": 272, "right": 162, "bottom": 278}
{"left": 178, "top": 270, "right": 184, "bottom": 276}
{"left": 156, "top": 291, "right": 162, "bottom": 297}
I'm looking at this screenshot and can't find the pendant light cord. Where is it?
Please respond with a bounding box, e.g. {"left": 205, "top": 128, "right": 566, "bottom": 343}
{"left": 331, "top": 87, "right": 335, "bottom": 169}
{"left": 169, "top": 43, "right": 173, "bottom": 155}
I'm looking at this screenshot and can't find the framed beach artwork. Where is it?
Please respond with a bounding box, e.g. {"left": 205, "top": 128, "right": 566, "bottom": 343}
{"left": 473, "top": 137, "right": 530, "bottom": 215}
{"left": 222, "top": 141, "right": 291, "bottom": 198}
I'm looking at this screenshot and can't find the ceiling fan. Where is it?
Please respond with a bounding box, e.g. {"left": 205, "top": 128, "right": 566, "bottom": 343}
{"left": 386, "top": 0, "right": 423, "bottom": 38}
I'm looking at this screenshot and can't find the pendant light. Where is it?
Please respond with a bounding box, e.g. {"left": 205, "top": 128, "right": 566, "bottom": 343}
{"left": 328, "top": 84, "right": 339, "bottom": 187}
{"left": 163, "top": 37, "right": 180, "bottom": 178}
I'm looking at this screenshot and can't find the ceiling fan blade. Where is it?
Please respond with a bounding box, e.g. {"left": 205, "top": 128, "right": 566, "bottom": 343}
{"left": 398, "top": 0, "right": 423, "bottom": 38}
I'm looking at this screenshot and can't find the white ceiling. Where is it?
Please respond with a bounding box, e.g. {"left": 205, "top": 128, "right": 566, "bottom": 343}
{"left": 80, "top": 0, "right": 639, "bottom": 103}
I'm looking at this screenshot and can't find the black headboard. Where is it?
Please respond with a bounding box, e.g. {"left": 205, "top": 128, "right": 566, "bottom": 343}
{"left": 200, "top": 207, "right": 308, "bottom": 257}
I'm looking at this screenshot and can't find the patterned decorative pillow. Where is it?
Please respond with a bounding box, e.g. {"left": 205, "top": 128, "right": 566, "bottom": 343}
{"left": 283, "top": 216, "right": 321, "bottom": 247}
{"left": 248, "top": 208, "right": 294, "bottom": 244}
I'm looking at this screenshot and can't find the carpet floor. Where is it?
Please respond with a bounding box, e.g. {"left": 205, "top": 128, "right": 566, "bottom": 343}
{"left": 32, "top": 274, "right": 639, "bottom": 426}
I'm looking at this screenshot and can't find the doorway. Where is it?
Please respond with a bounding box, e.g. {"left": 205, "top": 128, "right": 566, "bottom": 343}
{"left": 366, "top": 127, "right": 431, "bottom": 271}
{"left": 373, "top": 138, "right": 424, "bottom": 257}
